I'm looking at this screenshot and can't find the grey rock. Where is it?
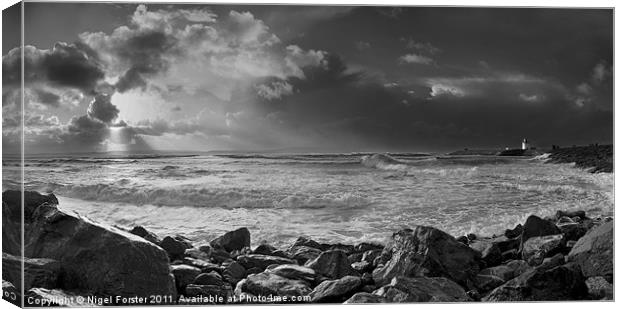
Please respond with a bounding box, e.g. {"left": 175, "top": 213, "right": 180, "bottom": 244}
{"left": 305, "top": 250, "right": 359, "bottom": 279}
{"left": 237, "top": 254, "right": 296, "bottom": 271}
{"left": 567, "top": 221, "right": 613, "bottom": 279}
{"left": 210, "top": 228, "right": 251, "bottom": 252}
{"left": 310, "top": 276, "right": 362, "bottom": 303}
{"left": 373, "top": 276, "right": 471, "bottom": 302}
{"left": 372, "top": 226, "right": 481, "bottom": 288}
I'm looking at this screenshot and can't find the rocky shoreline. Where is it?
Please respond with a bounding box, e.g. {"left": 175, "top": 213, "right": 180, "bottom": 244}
{"left": 547, "top": 144, "right": 613, "bottom": 173}
{"left": 2, "top": 190, "right": 614, "bottom": 306}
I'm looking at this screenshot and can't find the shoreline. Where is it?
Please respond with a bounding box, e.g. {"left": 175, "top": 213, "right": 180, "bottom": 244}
{"left": 2, "top": 190, "right": 614, "bottom": 305}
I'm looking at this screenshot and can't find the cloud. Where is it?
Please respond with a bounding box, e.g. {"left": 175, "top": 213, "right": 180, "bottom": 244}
{"left": 400, "top": 37, "right": 441, "bottom": 54}
{"left": 399, "top": 53, "right": 434, "bottom": 65}
{"left": 254, "top": 81, "right": 294, "bottom": 100}
{"left": 591, "top": 61, "right": 611, "bottom": 84}
{"left": 2, "top": 42, "right": 105, "bottom": 93}
{"left": 355, "top": 41, "right": 371, "bottom": 51}
{"left": 86, "top": 93, "right": 119, "bottom": 123}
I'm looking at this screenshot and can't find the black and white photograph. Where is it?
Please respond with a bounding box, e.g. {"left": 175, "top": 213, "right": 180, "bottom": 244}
{"left": 1, "top": 0, "right": 615, "bottom": 306}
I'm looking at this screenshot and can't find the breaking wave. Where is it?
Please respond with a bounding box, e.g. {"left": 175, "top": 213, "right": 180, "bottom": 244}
{"left": 360, "top": 153, "right": 409, "bottom": 171}
{"left": 52, "top": 183, "right": 370, "bottom": 210}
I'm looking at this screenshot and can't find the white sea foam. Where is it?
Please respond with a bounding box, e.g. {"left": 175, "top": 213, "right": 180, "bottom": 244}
{"left": 14, "top": 152, "right": 613, "bottom": 246}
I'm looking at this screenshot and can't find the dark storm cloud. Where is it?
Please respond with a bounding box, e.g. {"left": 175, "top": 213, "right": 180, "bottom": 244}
{"left": 86, "top": 94, "right": 119, "bottom": 123}
{"left": 2, "top": 43, "right": 105, "bottom": 93}
{"left": 113, "top": 31, "right": 176, "bottom": 92}
{"left": 32, "top": 88, "right": 61, "bottom": 107}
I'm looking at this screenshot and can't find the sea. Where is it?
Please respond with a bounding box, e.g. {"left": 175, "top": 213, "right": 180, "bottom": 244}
{"left": 1, "top": 152, "right": 614, "bottom": 247}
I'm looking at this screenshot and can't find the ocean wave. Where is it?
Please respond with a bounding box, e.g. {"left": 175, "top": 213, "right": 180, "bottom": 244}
{"left": 360, "top": 154, "right": 409, "bottom": 171}
{"left": 52, "top": 183, "right": 370, "bottom": 210}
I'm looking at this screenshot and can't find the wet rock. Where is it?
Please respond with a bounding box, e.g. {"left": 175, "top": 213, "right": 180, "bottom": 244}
{"left": 253, "top": 243, "right": 277, "bottom": 255}
{"left": 237, "top": 254, "right": 296, "bottom": 271}
{"left": 372, "top": 226, "right": 481, "bottom": 288}
{"left": 265, "top": 264, "right": 316, "bottom": 282}
{"left": 222, "top": 261, "right": 246, "bottom": 285}
{"left": 539, "top": 253, "right": 565, "bottom": 270}
{"left": 180, "top": 257, "right": 219, "bottom": 270}
{"left": 289, "top": 246, "right": 322, "bottom": 265}
{"left": 242, "top": 272, "right": 312, "bottom": 297}
{"left": 567, "top": 221, "right": 613, "bottom": 280}
{"left": 290, "top": 236, "right": 326, "bottom": 251}
{"left": 194, "top": 271, "right": 224, "bottom": 286}
{"left": 351, "top": 261, "right": 373, "bottom": 273}
{"left": 171, "top": 264, "right": 201, "bottom": 294}
{"left": 211, "top": 249, "right": 233, "bottom": 264}
{"left": 482, "top": 263, "right": 587, "bottom": 301}
{"left": 129, "top": 226, "right": 161, "bottom": 245}
{"left": 558, "top": 222, "right": 589, "bottom": 241}
{"left": 504, "top": 224, "right": 523, "bottom": 239}
{"left": 489, "top": 236, "right": 521, "bottom": 253}
{"left": 501, "top": 249, "right": 518, "bottom": 261}
{"left": 479, "top": 260, "right": 532, "bottom": 282}
{"left": 361, "top": 249, "right": 382, "bottom": 264}
{"left": 474, "top": 274, "right": 505, "bottom": 293}
{"left": 456, "top": 236, "right": 469, "bottom": 245}
{"left": 344, "top": 292, "right": 387, "bottom": 303}
{"left": 325, "top": 243, "right": 355, "bottom": 254}
{"left": 17, "top": 193, "right": 176, "bottom": 299}
{"left": 555, "top": 210, "right": 587, "bottom": 221}
{"left": 2, "top": 253, "right": 60, "bottom": 291}
{"left": 246, "top": 267, "right": 262, "bottom": 275}
{"left": 184, "top": 247, "right": 211, "bottom": 260}
{"left": 354, "top": 243, "right": 384, "bottom": 253}
{"left": 373, "top": 276, "right": 471, "bottom": 302}
{"left": 305, "top": 250, "right": 359, "bottom": 279}
{"left": 521, "top": 215, "right": 561, "bottom": 245}
{"left": 310, "top": 276, "right": 362, "bottom": 303}
{"left": 469, "top": 240, "right": 502, "bottom": 267}
{"left": 161, "top": 236, "right": 192, "bottom": 260}
{"left": 210, "top": 228, "right": 251, "bottom": 252}
{"left": 585, "top": 276, "right": 613, "bottom": 300}
{"left": 347, "top": 252, "right": 363, "bottom": 264}
{"left": 521, "top": 234, "right": 566, "bottom": 266}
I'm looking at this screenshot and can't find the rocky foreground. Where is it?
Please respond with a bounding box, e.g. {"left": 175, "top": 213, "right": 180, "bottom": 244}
{"left": 2, "top": 190, "right": 614, "bottom": 306}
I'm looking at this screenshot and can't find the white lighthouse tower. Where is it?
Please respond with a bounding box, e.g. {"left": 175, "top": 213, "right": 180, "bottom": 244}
{"left": 521, "top": 138, "right": 529, "bottom": 150}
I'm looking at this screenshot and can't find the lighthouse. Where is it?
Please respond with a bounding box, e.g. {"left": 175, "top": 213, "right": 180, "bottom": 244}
{"left": 522, "top": 138, "right": 529, "bottom": 150}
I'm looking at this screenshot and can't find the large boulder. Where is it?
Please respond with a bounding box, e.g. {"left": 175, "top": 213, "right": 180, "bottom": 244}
{"left": 2, "top": 253, "right": 60, "bottom": 292}
{"left": 222, "top": 261, "right": 246, "bottom": 285}
{"left": 372, "top": 227, "right": 481, "bottom": 288}
{"left": 289, "top": 246, "right": 322, "bottom": 264}
{"left": 309, "top": 276, "right": 362, "bottom": 303}
{"left": 567, "top": 221, "right": 613, "bottom": 280}
{"left": 237, "top": 254, "right": 296, "bottom": 271}
{"left": 469, "top": 240, "right": 502, "bottom": 267}
{"left": 210, "top": 228, "right": 251, "bottom": 252}
{"left": 373, "top": 276, "right": 471, "bottom": 302}
{"left": 12, "top": 191, "right": 176, "bottom": 299}
{"left": 160, "top": 236, "right": 191, "bottom": 260}
{"left": 521, "top": 234, "right": 566, "bottom": 266}
{"left": 305, "top": 250, "right": 359, "bottom": 279}
{"left": 482, "top": 263, "right": 587, "bottom": 301}
{"left": 520, "top": 215, "right": 561, "bottom": 247}
{"left": 242, "top": 272, "right": 312, "bottom": 297}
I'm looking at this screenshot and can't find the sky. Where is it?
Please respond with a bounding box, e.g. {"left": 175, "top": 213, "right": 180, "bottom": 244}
{"left": 1, "top": 3, "right": 613, "bottom": 154}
